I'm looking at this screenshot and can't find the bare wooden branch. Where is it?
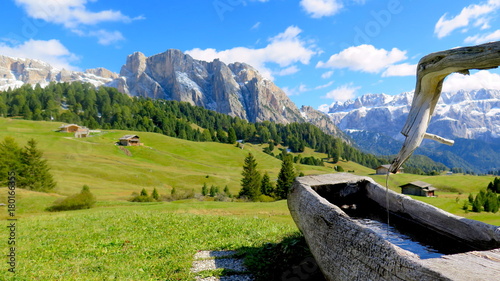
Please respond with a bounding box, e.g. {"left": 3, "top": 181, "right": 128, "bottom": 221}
{"left": 390, "top": 41, "right": 500, "bottom": 173}
{"left": 423, "top": 133, "right": 454, "bottom": 146}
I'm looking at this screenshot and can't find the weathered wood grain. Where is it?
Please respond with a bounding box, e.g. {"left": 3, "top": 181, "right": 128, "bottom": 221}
{"left": 288, "top": 173, "right": 500, "bottom": 281}
{"left": 390, "top": 41, "right": 500, "bottom": 173}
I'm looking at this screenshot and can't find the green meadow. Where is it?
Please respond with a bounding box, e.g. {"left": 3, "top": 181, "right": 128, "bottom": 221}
{"left": 0, "top": 118, "right": 498, "bottom": 280}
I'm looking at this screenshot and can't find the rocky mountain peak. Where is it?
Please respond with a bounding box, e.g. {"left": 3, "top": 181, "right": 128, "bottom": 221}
{"left": 0, "top": 55, "right": 117, "bottom": 91}
{"left": 121, "top": 51, "right": 147, "bottom": 76}
{"left": 114, "top": 49, "right": 305, "bottom": 124}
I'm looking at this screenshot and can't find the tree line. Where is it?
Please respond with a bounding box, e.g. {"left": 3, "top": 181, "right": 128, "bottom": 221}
{"left": 462, "top": 177, "right": 500, "bottom": 213}
{"left": 0, "top": 81, "right": 444, "bottom": 173}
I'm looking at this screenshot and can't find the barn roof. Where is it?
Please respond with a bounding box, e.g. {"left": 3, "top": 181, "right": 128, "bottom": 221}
{"left": 119, "top": 135, "right": 139, "bottom": 140}
{"left": 59, "top": 124, "right": 80, "bottom": 128}
{"left": 377, "top": 164, "right": 403, "bottom": 170}
{"left": 400, "top": 181, "right": 437, "bottom": 191}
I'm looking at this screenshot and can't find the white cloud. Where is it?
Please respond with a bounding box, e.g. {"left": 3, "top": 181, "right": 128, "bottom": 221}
{"left": 442, "top": 70, "right": 500, "bottom": 92}
{"left": 434, "top": 0, "right": 500, "bottom": 38}
{"left": 300, "top": 0, "right": 343, "bottom": 18}
{"left": 251, "top": 22, "right": 261, "bottom": 30}
{"left": 315, "top": 81, "right": 334, "bottom": 89}
{"left": 277, "top": 65, "right": 300, "bottom": 76}
{"left": 317, "top": 44, "right": 407, "bottom": 74}
{"left": 14, "top": 0, "right": 142, "bottom": 45}
{"left": 318, "top": 103, "right": 331, "bottom": 113}
{"left": 382, "top": 63, "right": 416, "bottom": 77}
{"left": 282, "top": 84, "right": 309, "bottom": 96}
{"left": 323, "top": 83, "right": 361, "bottom": 102}
{"left": 186, "top": 26, "right": 316, "bottom": 80}
{"left": 0, "top": 39, "right": 79, "bottom": 70}
{"left": 15, "top": 0, "right": 141, "bottom": 28}
{"left": 464, "top": 29, "right": 500, "bottom": 44}
{"left": 73, "top": 29, "right": 125, "bottom": 45}
{"left": 321, "top": 70, "right": 334, "bottom": 79}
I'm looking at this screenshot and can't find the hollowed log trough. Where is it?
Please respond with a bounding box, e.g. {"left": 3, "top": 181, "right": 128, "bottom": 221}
{"left": 288, "top": 173, "right": 500, "bottom": 281}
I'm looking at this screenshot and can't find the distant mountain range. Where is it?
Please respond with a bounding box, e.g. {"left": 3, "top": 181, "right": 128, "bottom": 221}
{"left": 2, "top": 51, "right": 498, "bottom": 172}
{"left": 0, "top": 51, "right": 346, "bottom": 141}
{"left": 326, "top": 90, "right": 500, "bottom": 173}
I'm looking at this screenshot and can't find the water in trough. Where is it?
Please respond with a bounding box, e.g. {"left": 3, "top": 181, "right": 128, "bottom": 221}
{"left": 313, "top": 183, "right": 477, "bottom": 259}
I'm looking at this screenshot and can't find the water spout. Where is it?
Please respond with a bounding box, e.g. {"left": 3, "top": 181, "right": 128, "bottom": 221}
{"left": 391, "top": 41, "right": 500, "bottom": 173}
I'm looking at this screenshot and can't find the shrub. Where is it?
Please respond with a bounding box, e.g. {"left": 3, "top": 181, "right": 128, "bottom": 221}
{"left": 129, "top": 188, "right": 155, "bottom": 202}
{"left": 129, "top": 194, "right": 155, "bottom": 202}
{"left": 47, "top": 185, "right": 96, "bottom": 212}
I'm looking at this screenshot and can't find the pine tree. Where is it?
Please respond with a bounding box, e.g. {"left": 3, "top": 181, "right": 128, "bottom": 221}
{"left": 152, "top": 188, "right": 160, "bottom": 201}
{"left": 260, "top": 172, "right": 274, "bottom": 197}
{"left": 0, "top": 137, "right": 22, "bottom": 186}
{"left": 472, "top": 195, "right": 483, "bottom": 212}
{"left": 201, "top": 183, "right": 208, "bottom": 196}
{"left": 276, "top": 153, "right": 296, "bottom": 199}
{"left": 239, "top": 153, "right": 261, "bottom": 201}
{"left": 18, "top": 138, "right": 56, "bottom": 192}
{"left": 140, "top": 188, "right": 148, "bottom": 197}
{"left": 227, "top": 127, "right": 237, "bottom": 144}
{"left": 210, "top": 185, "right": 217, "bottom": 197}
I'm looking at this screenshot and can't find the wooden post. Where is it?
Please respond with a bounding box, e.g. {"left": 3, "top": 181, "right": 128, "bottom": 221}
{"left": 390, "top": 41, "right": 500, "bottom": 173}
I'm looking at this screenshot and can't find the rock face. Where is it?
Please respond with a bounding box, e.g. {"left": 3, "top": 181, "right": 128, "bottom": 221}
{"left": 114, "top": 49, "right": 304, "bottom": 124}
{"left": 288, "top": 173, "right": 500, "bottom": 281}
{"left": 300, "top": 105, "right": 351, "bottom": 143}
{"left": 0, "top": 55, "right": 118, "bottom": 91}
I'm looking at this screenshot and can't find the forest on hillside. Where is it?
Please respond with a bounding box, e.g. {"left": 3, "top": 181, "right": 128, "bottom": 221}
{"left": 0, "top": 82, "right": 446, "bottom": 174}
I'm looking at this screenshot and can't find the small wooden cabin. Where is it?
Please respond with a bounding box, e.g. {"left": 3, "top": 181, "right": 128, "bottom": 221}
{"left": 400, "top": 181, "right": 436, "bottom": 197}
{"left": 375, "top": 164, "right": 403, "bottom": 175}
{"left": 118, "top": 135, "right": 140, "bottom": 146}
{"left": 58, "top": 124, "right": 81, "bottom": 133}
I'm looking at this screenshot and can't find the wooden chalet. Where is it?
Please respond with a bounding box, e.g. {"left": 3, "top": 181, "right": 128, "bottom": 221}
{"left": 58, "top": 124, "right": 81, "bottom": 133}
{"left": 58, "top": 124, "right": 90, "bottom": 138}
{"left": 118, "top": 135, "right": 140, "bottom": 146}
{"left": 375, "top": 164, "right": 403, "bottom": 175}
{"left": 400, "top": 181, "right": 437, "bottom": 197}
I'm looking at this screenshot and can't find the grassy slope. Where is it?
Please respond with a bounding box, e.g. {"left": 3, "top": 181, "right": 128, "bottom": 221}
{"left": 0, "top": 118, "right": 332, "bottom": 201}
{"left": 0, "top": 118, "right": 498, "bottom": 280}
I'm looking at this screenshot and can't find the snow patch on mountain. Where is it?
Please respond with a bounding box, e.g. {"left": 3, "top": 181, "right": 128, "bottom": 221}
{"left": 327, "top": 89, "right": 500, "bottom": 143}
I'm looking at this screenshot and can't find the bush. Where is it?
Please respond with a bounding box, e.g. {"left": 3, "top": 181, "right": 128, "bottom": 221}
{"left": 47, "top": 185, "right": 96, "bottom": 212}
{"left": 129, "top": 188, "right": 155, "bottom": 202}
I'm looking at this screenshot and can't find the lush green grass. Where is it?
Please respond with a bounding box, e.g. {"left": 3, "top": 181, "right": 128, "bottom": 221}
{"left": 0, "top": 117, "right": 498, "bottom": 280}
{"left": 0, "top": 203, "right": 297, "bottom": 280}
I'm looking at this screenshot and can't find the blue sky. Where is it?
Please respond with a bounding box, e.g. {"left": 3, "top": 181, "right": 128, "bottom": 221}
{"left": 1, "top": 0, "right": 500, "bottom": 111}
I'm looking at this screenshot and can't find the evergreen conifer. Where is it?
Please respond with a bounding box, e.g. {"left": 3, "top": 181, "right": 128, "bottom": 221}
{"left": 276, "top": 152, "right": 296, "bottom": 199}
{"left": 239, "top": 153, "right": 261, "bottom": 201}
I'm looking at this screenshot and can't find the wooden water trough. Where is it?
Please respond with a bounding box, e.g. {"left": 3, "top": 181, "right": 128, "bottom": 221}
{"left": 288, "top": 173, "right": 500, "bottom": 281}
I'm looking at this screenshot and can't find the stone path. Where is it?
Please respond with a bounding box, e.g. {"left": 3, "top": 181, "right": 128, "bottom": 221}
{"left": 191, "top": 250, "right": 254, "bottom": 281}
